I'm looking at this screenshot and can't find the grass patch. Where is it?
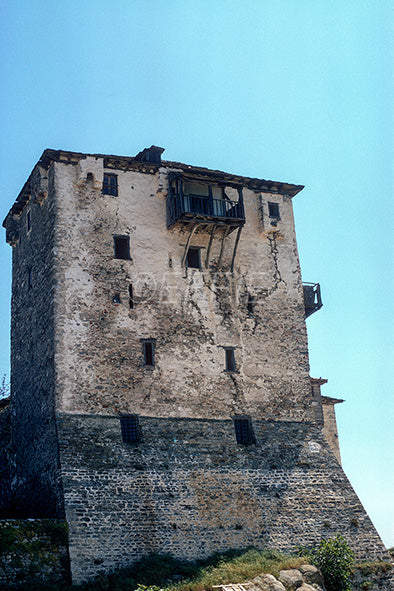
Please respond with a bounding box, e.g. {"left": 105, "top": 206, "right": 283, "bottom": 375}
{"left": 354, "top": 560, "right": 393, "bottom": 576}
{"left": 73, "top": 549, "right": 311, "bottom": 591}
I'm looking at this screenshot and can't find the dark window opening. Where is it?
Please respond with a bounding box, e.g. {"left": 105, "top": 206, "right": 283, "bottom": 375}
{"left": 143, "top": 341, "right": 155, "bottom": 366}
{"left": 233, "top": 416, "right": 256, "bottom": 445}
{"left": 27, "top": 268, "right": 32, "bottom": 289}
{"left": 86, "top": 172, "right": 94, "bottom": 183}
{"left": 26, "top": 210, "right": 31, "bottom": 232}
{"left": 114, "top": 235, "right": 130, "bottom": 260}
{"left": 129, "top": 284, "right": 134, "bottom": 309}
{"left": 268, "top": 202, "right": 280, "bottom": 219}
{"left": 112, "top": 294, "right": 121, "bottom": 304}
{"left": 225, "top": 348, "right": 236, "bottom": 372}
{"left": 103, "top": 173, "right": 118, "bottom": 196}
{"left": 247, "top": 294, "right": 255, "bottom": 314}
{"left": 120, "top": 415, "right": 141, "bottom": 443}
{"left": 186, "top": 247, "right": 201, "bottom": 269}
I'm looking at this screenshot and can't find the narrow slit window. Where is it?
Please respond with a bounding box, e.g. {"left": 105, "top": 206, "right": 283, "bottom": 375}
{"left": 113, "top": 235, "right": 130, "bottom": 260}
{"left": 233, "top": 416, "right": 256, "bottom": 445}
{"left": 27, "top": 268, "right": 32, "bottom": 289}
{"left": 247, "top": 294, "right": 255, "bottom": 314}
{"left": 143, "top": 341, "right": 155, "bottom": 366}
{"left": 268, "top": 202, "right": 280, "bottom": 219}
{"left": 225, "top": 347, "right": 236, "bottom": 372}
{"left": 103, "top": 173, "right": 118, "bottom": 196}
{"left": 186, "top": 247, "right": 201, "bottom": 269}
{"left": 120, "top": 415, "right": 141, "bottom": 443}
{"left": 26, "top": 210, "right": 31, "bottom": 232}
{"left": 129, "top": 284, "right": 134, "bottom": 309}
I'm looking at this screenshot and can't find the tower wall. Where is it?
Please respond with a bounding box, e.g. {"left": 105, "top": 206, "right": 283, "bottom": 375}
{"left": 5, "top": 164, "right": 63, "bottom": 517}
{"left": 58, "top": 415, "right": 386, "bottom": 584}
{"left": 53, "top": 158, "right": 312, "bottom": 420}
{"left": 3, "top": 149, "right": 389, "bottom": 584}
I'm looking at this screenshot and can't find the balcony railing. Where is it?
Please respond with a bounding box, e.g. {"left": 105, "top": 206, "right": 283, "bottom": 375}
{"left": 167, "top": 192, "right": 245, "bottom": 228}
{"left": 303, "top": 282, "right": 323, "bottom": 318}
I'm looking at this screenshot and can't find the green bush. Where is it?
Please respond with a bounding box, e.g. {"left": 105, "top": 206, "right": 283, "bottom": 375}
{"left": 314, "top": 535, "right": 354, "bottom": 591}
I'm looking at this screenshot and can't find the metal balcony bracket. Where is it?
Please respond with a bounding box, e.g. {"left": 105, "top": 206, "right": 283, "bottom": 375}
{"left": 303, "top": 282, "right": 323, "bottom": 318}
{"left": 205, "top": 224, "right": 218, "bottom": 268}
{"left": 230, "top": 226, "right": 243, "bottom": 273}
{"left": 218, "top": 226, "right": 231, "bottom": 267}
{"left": 181, "top": 223, "right": 202, "bottom": 267}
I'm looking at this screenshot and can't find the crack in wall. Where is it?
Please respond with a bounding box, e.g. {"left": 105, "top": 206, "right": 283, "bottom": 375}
{"left": 267, "top": 232, "right": 285, "bottom": 291}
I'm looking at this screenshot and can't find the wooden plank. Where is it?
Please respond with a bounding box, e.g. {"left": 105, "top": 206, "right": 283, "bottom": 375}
{"left": 230, "top": 226, "right": 243, "bottom": 273}
{"left": 181, "top": 223, "right": 200, "bottom": 267}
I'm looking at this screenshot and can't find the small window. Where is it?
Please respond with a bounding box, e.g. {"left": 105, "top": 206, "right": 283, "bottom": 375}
{"left": 27, "top": 268, "right": 32, "bottom": 289}
{"left": 120, "top": 415, "right": 141, "bottom": 443}
{"left": 103, "top": 173, "right": 118, "bottom": 196}
{"left": 142, "top": 340, "right": 155, "bottom": 366}
{"left": 113, "top": 235, "right": 130, "bottom": 260}
{"left": 129, "top": 284, "right": 134, "bottom": 309}
{"left": 233, "top": 416, "right": 256, "bottom": 445}
{"left": 186, "top": 247, "right": 201, "bottom": 269}
{"left": 247, "top": 294, "right": 255, "bottom": 314}
{"left": 224, "top": 347, "right": 236, "bottom": 372}
{"left": 26, "top": 210, "right": 31, "bottom": 232}
{"left": 268, "top": 202, "right": 280, "bottom": 219}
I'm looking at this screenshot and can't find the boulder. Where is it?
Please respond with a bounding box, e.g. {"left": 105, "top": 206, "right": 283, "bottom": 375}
{"left": 278, "top": 569, "right": 303, "bottom": 589}
{"left": 252, "top": 573, "right": 286, "bottom": 590}
{"left": 298, "top": 565, "right": 324, "bottom": 587}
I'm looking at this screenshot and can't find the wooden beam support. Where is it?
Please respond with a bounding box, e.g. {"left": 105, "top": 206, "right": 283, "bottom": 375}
{"left": 230, "top": 226, "right": 243, "bottom": 273}
{"left": 217, "top": 226, "right": 230, "bottom": 267}
{"left": 181, "top": 223, "right": 200, "bottom": 267}
{"left": 205, "top": 224, "right": 217, "bottom": 268}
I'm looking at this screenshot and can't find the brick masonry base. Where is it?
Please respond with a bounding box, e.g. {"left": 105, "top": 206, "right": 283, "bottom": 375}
{"left": 58, "top": 415, "right": 388, "bottom": 585}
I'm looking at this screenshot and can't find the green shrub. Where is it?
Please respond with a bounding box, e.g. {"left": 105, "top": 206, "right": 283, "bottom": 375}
{"left": 313, "top": 535, "right": 354, "bottom": 591}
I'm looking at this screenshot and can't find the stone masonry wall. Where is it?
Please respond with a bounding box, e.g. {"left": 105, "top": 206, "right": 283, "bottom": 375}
{"left": 0, "top": 404, "right": 11, "bottom": 516}
{"left": 53, "top": 158, "right": 312, "bottom": 421}
{"left": 58, "top": 415, "right": 387, "bottom": 585}
{"left": 322, "top": 401, "right": 342, "bottom": 464}
{"left": 5, "top": 164, "right": 63, "bottom": 517}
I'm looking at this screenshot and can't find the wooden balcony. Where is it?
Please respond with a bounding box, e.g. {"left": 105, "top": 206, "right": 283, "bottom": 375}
{"left": 167, "top": 191, "right": 245, "bottom": 229}
{"left": 303, "top": 282, "right": 323, "bottom": 318}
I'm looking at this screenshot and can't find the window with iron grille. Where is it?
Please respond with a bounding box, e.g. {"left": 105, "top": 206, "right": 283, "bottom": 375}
{"left": 113, "top": 235, "right": 130, "bottom": 260}
{"left": 120, "top": 415, "right": 142, "bottom": 443}
{"left": 103, "top": 173, "right": 118, "bottom": 196}
{"left": 233, "top": 416, "right": 256, "bottom": 445}
{"left": 268, "top": 202, "right": 280, "bottom": 219}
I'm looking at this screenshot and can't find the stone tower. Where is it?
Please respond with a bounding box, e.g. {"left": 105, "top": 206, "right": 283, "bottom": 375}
{"left": 2, "top": 147, "right": 387, "bottom": 584}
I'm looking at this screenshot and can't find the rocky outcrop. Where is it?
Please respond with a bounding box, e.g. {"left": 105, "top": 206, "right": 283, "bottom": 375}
{"left": 250, "top": 566, "right": 325, "bottom": 591}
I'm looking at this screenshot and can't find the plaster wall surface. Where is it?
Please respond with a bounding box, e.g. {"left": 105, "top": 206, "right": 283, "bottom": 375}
{"left": 53, "top": 158, "right": 311, "bottom": 421}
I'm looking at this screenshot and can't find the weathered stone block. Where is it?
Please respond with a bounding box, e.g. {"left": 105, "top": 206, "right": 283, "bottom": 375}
{"left": 278, "top": 569, "right": 303, "bottom": 589}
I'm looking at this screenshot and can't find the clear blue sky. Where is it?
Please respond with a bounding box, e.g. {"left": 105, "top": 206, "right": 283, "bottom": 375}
{"left": 0, "top": 1, "right": 392, "bottom": 547}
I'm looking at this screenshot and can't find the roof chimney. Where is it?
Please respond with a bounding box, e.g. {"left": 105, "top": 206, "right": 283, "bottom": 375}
{"left": 135, "top": 145, "right": 165, "bottom": 165}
